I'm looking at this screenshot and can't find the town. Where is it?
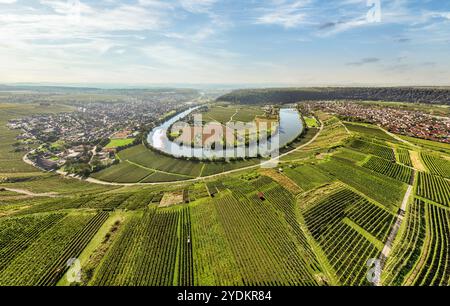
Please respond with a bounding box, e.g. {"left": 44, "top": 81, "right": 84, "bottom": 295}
{"left": 307, "top": 101, "right": 450, "bottom": 143}
{"left": 6, "top": 93, "right": 201, "bottom": 176}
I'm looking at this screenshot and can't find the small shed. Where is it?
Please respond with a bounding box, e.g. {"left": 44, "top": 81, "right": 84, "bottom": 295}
{"left": 258, "top": 192, "right": 265, "bottom": 201}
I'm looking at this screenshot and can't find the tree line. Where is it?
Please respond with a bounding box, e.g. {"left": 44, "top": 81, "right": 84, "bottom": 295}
{"left": 217, "top": 87, "right": 450, "bottom": 105}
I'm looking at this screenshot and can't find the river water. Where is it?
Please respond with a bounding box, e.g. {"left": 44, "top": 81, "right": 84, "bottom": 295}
{"left": 147, "top": 107, "right": 303, "bottom": 160}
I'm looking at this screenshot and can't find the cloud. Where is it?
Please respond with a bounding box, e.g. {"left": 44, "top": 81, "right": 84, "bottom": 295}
{"left": 0, "top": 0, "right": 17, "bottom": 4}
{"left": 179, "top": 0, "right": 217, "bottom": 14}
{"left": 347, "top": 57, "right": 380, "bottom": 66}
{"left": 428, "top": 11, "right": 450, "bottom": 20}
{"left": 395, "top": 38, "right": 411, "bottom": 43}
{"left": 255, "top": 0, "right": 312, "bottom": 28}
{"left": 318, "top": 22, "right": 336, "bottom": 30}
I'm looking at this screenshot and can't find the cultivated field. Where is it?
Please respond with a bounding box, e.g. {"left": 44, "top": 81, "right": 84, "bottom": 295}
{"left": 1, "top": 102, "right": 449, "bottom": 287}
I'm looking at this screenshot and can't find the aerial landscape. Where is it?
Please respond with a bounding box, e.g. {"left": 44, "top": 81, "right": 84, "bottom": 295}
{"left": 0, "top": 0, "right": 449, "bottom": 295}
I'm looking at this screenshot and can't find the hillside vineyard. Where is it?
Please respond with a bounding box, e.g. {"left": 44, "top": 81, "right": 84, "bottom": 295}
{"left": 1, "top": 92, "right": 449, "bottom": 287}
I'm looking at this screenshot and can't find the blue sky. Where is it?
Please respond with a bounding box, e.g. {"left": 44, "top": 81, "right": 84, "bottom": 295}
{"left": 0, "top": 0, "right": 449, "bottom": 86}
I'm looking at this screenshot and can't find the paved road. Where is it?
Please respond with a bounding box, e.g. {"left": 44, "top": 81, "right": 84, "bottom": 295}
{"left": 85, "top": 120, "right": 325, "bottom": 186}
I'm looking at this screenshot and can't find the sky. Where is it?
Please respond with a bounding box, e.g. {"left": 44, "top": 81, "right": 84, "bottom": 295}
{"left": 0, "top": 0, "right": 449, "bottom": 86}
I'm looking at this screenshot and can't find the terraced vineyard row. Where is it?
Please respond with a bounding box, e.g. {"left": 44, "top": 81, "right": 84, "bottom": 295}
{"left": 349, "top": 139, "right": 395, "bottom": 161}
{"left": 14, "top": 190, "right": 158, "bottom": 216}
{"left": 317, "top": 221, "right": 380, "bottom": 285}
{"left": 383, "top": 199, "right": 426, "bottom": 285}
{"left": 37, "top": 211, "right": 110, "bottom": 286}
{"left": 92, "top": 208, "right": 189, "bottom": 286}
{"left": 318, "top": 157, "right": 406, "bottom": 209}
{"left": 303, "top": 188, "right": 395, "bottom": 285}
{"left": 416, "top": 172, "right": 450, "bottom": 206}
{"left": 223, "top": 177, "right": 319, "bottom": 267}
{"left": 262, "top": 185, "right": 321, "bottom": 268}
{"left": 363, "top": 156, "right": 413, "bottom": 184}
{"left": 384, "top": 199, "right": 449, "bottom": 285}
{"left": 118, "top": 190, "right": 155, "bottom": 210}
{"left": 397, "top": 148, "right": 412, "bottom": 167}
{"left": 0, "top": 213, "right": 96, "bottom": 285}
{"left": 407, "top": 200, "right": 450, "bottom": 285}
{"left": 177, "top": 208, "right": 194, "bottom": 286}
{"left": 421, "top": 153, "right": 450, "bottom": 179}
{"left": 190, "top": 197, "right": 242, "bottom": 285}
{"left": 0, "top": 213, "right": 66, "bottom": 271}
{"left": 214, "top": 193, "right": 318, "bottom": 285}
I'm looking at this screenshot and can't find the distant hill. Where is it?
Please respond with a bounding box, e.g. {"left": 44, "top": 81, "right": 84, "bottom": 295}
{"left": 217, "top": 87, "right": 450, "bottom": 105}
{"left": 0, "top": 84, "right": 198, "bottom": 95}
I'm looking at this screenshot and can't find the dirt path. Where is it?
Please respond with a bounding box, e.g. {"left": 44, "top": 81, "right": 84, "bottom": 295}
{"left": 1, "top": 187, "right": 59, "bottom": 198}
{"left": 227, "top": 109, "right": 238, "bottom": 124}
{"left": 410, "top": 150, "right": 427, "bottom": 171}
{"left": 341, "top": 122, "right": 351, "bottom": 134}
{"left": 378, "top": 126, "right": 419, "bottom": 148}
{"left": 378, "top": 181, "right": 414, "bottom": 286}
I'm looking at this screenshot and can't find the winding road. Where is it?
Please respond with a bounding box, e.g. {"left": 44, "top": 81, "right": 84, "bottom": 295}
{"left": 83, "top": 120, "right": 325, "bottom": 186}
{"left": 15, "top": 117, "right": 324, "bottom": 187}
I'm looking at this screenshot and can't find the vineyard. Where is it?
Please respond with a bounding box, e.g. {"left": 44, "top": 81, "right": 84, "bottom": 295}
{"left": 93, "top": 208, "right": 177, "bottom": 285}
{"left": 283, "top": 164, "right": 334, "bottom": 191}
{"left": 303, "top": 188, "right": 395, "bottom": 285}
{"left": 416, "top": 172, "right": 450, "bottom": 207}
{"left": 421, "top": 153, "right": 450, "bottom": 179}
{"left": 318, "top": 157, "right": 406, "bottom": 209}
{"left": 348, "top": 139, "right": 395, "bottom": 161}
{"left": 333, "top": 147, "right": 367, "bottom": 163}
{"left": 213, "top": 193, "right": 318, "bottom": 285}
{"left": 91, "top": 161, "right": 152, "bottom": 183}
{"left": 397, "top": 148, "right": 413, "bottom": 167}
{"left": 2, "top": 102, "right": 450, "bottom": 288}
{"left": 190, "top": 197, "right": 242, "bottom": 285}
{"left": 343, "top": 122, "right": 399, "bottom": 143}
{"left": 383, "top": 198, "right": 450, "bottom": 285}
{"left": 362, "top": 156, "right": 413, "bottom": 184}
{"left": 0, "top": 212, "right": 107, "bottom": 285}
{"left": 0, "top": 213, "right": 66, "bottom": 272}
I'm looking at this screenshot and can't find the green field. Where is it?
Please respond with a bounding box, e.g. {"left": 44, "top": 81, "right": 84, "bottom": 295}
{"left": 201, "top": 104, "right": 264, "bottom": 123}
{"left": 92, "top": 144, "right": 265, "bottom": 183}
{"left": 117, "top": 145, "right": 204, "bottom": 177}
{"left": 344, "top": 122, "right": 400, "bottom": 143}
{"left": 304, "top": 116, "right": 319, "bottom": 128}
{"left": 91, "top": 161, "right": 152, "bottom": 183}
{"left": 284, "top": 164, "right": 334, "bottom": 191}
{"left": 105, "top": 138, "right": 135, "bottom": 149}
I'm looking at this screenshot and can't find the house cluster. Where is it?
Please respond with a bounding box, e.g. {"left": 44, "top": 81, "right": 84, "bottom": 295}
{"left": 310, "top": 101, "right": 450, "bottom": 143}
{"left": 8, "top": 99, "right": 188, "bottom": 172}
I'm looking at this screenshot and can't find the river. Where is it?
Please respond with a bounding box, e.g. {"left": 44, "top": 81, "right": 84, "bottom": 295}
{"left": 147, "top": 107, "right": 303, "bottom": 160}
